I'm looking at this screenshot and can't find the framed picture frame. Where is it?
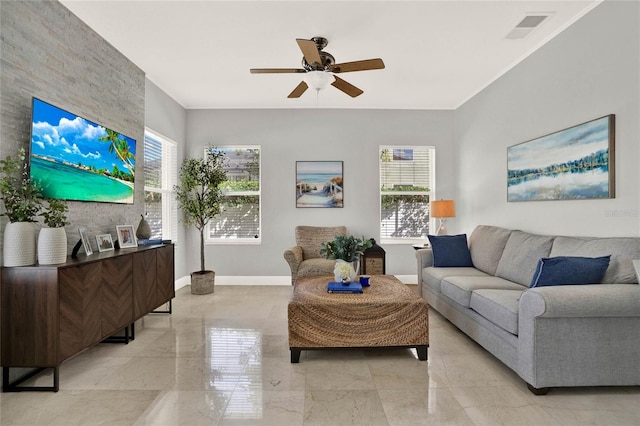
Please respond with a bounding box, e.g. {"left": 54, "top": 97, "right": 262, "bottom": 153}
{"left": 296, "top": 161, "right": 344, "bottom": 208}
{"left": 507, "top": 115, "right": 615, "bottom": 202}
{"left": 78, "top": 228, "right": 93, "bottom": 256}
{"left": 96, "top": 234, "right": 114, "bottom": 252}
{"left": 116, "top": 225, "right": 137, "bottom": 248}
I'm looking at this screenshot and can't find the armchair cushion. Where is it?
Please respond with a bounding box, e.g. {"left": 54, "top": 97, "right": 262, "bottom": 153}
{"left": 298, "top": 258, "right": 337, "bottom": 279}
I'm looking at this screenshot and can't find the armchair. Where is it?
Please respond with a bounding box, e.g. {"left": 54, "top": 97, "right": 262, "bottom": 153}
{"left": 284, "top": 225, "right": 347, "bottom": 285}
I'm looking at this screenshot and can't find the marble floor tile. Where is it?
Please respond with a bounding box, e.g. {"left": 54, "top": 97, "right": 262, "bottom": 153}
{"left": 378, "top": 386, "right": 475, "bottom": 426}
{"left": 304, "top": 390, "right": 389, "bottom": 425}
{"left": 1, "top": 285, "right": 639, "bottom": 426}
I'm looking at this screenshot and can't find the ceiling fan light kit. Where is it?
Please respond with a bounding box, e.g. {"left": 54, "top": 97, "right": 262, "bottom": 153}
{"left": 304, "top": 71, "right": 335, "bottom": 92}
{"left": 250, "top": 36, "right": 384, "bottom": 99}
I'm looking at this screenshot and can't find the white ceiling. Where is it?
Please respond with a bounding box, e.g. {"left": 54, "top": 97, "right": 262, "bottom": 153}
{"left": 60, "top": 0, "right": 599, "bottom": 110}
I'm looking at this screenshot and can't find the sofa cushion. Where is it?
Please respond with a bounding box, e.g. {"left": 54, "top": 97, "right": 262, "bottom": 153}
{"left": 468, "top": 225, "right": 512, "bottom": 276}
{"left": 550, "top": 236, "right": 640, "bottom": 284}
{"left": 428, "top": 234, "right": 473, "bottom": 267}
{"left": 470, "top": 289, "right": 522, "bottom": 335}
{"left": 440, "top": 276, "right": 524, "bottom": 308}
{"left": 495, "top": 231, "right": 554, "bottom": 287}
{"left": 422, "top": 266, "right": 488, "bottom": 293}
{"left": 530, "top": 255, "right": 611, "bottom": 288}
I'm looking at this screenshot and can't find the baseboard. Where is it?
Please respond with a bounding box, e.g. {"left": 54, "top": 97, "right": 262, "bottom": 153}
{"left": 175, "top": 275, "right": 291, "bottom": 289}
{"left": 175, "top": 275, "right": 191, "bottom": 291}
{"left": 395, "top": 274, "right": 418, "bottom": 284}
{"left": 175, "top": 274, "right": 417, "bottom": 289}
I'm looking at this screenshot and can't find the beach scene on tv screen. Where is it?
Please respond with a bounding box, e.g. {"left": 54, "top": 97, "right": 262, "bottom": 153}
{"left": 30, "top": 98, "right": 136, "bottom": 204}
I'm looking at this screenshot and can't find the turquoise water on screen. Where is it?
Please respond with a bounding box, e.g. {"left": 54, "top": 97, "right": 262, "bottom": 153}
{"left": 31, "top": 156, "right": 133, "bottom": 203}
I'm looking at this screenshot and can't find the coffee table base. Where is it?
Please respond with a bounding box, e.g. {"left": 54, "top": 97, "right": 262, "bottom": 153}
{"left": 290, "top": 345, "right": 428, "bottom": 363}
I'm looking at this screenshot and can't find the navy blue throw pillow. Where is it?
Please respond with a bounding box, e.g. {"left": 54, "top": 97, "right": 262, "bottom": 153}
{"left": 428, "top": 234, "right": 473, "bottom": 268}
{"left": 529, "top": 255, "right": 611, "bottom": 288}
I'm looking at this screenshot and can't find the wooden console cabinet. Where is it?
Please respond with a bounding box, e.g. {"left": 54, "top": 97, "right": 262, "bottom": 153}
{"left": 1, "top": 244, "right": 174, "bottom": 391}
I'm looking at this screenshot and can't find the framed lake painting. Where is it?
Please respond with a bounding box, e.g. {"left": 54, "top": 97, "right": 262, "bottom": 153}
{"left": 507, "top": 115, "right": 615, "bottom": 202}
{"left": 296, "top": 161, "right": 343, "bottom": 208}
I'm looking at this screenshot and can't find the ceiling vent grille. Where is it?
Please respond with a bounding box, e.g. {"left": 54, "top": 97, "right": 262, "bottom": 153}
{"left": 506, "top": 14, "right": 551, "bottom": 39}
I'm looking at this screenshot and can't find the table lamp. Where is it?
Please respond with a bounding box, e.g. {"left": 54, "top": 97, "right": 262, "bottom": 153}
{"left": 431, "top": 199, "right": 455, "bottom": 235}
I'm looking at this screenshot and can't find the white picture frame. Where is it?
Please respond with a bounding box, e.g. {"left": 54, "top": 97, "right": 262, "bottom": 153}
{"left": 78, "top": 228, "right": 93, "bottom": 256}
{"left": 116, "top": 225, "right": 137, "bottom": 248}
{"left": 96, "top": 234, "right": 114, "bottom": 252}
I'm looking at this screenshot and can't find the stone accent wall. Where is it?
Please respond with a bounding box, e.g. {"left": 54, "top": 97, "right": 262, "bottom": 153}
{"left": 0, "top": 0, "right": 145, "bottom": 259}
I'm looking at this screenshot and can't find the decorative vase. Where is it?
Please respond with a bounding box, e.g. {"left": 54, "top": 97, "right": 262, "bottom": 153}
{"left": 3, "top": 222, "right": 37, "bottom": 267}
{"left": 136, "top": 214, "right": 152, "bottom": 240}
{"left": 37, "top": 227, "right": 68, "bottom": 265}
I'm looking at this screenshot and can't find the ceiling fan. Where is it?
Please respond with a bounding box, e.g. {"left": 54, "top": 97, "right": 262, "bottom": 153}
{"left": 250, "top": 37, "right": 385, "bottom": 98}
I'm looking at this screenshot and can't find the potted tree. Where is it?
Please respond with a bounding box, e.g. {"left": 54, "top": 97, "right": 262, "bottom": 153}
{"left": 175, "top": 149, "right": 227, "bottom": 294}
{"left": 38, "top": 198, "right": 69, "bottom": 264}
{"left": 0, "top": 148, "right": 43, "bottom": 266}
{"left": 321, "top": 235, "right": 373, "bottom": 282}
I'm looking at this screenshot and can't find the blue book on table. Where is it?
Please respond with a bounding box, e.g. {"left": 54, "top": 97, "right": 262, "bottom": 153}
{"left": 327, "top": 281, "right": 363, "bottom": 293}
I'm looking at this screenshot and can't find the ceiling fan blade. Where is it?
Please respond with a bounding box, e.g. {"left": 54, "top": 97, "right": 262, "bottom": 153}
{"left": 288, "top": 81, "right": 309, "bottom": 98}
{"left": 296, "top": 38, "right": 322, "bottom": 67}
{"left": 250, "top": 68, "right": 306, "bottom": 74}
{"left": 331, "top": 76, "right": 364, "bottom": 98}
{"left": 332, "top": 58, "right": 385, "bottom": 73}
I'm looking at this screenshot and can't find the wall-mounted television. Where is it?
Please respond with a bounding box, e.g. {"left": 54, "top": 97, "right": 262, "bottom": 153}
{"left": 29, "top": 97, "right": 136, "bottom": 204}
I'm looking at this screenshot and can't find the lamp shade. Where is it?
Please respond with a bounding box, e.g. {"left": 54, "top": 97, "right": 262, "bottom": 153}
{"left": 431, "top": 200, "right": 455, "bottom": 218}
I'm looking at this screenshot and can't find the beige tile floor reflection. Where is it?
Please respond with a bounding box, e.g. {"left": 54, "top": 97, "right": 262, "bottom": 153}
{"left": 1, "top": 285, "right": 639, "bottom": 425}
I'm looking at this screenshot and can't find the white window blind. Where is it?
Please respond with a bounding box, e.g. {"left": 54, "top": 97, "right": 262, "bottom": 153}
{"left": 379, "top": 146, "right": 435, "bottom": 242}
{"left": 206, "top": 146, "right": 261, "bottom": 244}
{"left": 144, "top": 129, "right": 177, "bottom": 242}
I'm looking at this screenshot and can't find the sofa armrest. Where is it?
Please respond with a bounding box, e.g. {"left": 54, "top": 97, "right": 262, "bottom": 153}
{"left": 415, "top": 249, "right": 434, "bottom": 297}
{"left": 518, "top": 284, "right": 640, "bottom": 389}
{"left": 283, "top": 246, "right": 304, "bottom": 284}
{"left": 520, "top": 284, "right": 640, "bottom": 318}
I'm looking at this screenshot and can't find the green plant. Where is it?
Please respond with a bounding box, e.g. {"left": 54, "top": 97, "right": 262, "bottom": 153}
{"left": 0, "top": 148, "right": 43, "bottom": 222}
{"left": 320, "top": 235, "right": 373, "bottom": 262}
{"left": 41, "top": 198, "right": 69, "bottom": 228}
{"left": 174, "top": 149, "right": 227, "bottom": 272}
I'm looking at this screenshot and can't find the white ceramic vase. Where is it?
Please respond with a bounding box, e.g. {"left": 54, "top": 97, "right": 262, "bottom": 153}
{"left": 3, "top": 222, "right": 37, "bottom": 267}
{"left": 37, "top": 227, "right": 68, "bottom": 265}
{"left": 333, "top": 259, "right": 358, "bottom": 283}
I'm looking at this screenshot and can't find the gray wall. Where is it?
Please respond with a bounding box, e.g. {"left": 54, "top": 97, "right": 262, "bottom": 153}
{"left": 0, "top": 0, "right": 145, "bottom": 260}
{"left": 144, "top": 79, "right": 188, "bottom": 278}
{"left": 454, "top": 0, "right": 639, "bottom": 238}
{"left": 185, "top": 109, "right": 456, "bottom": 278}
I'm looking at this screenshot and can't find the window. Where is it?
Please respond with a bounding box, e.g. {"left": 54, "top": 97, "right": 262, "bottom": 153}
{"left": 379, "top": 146, "right": 435, "bottom": 243}
{"left": 143, "top": 129, "right": 177, "bottom": 241}
{"left": 206, "top": 146, "right": 261, "bottom": 244}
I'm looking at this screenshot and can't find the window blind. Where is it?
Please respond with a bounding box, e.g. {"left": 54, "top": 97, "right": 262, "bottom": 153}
{"left": 144, "top": 129, "right": 177, "bottom": 242}
{"left": 379, "top": 146, "right": 434, "bottom": 240}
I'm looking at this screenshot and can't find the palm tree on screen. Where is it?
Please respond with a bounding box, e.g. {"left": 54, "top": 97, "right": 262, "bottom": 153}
{"left": 99, "top": 129, "right": 135, "bottom": 177}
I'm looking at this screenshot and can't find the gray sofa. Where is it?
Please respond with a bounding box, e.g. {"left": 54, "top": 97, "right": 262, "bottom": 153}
{"left": 416, "top": 225, "right": 640, "bottom": 394}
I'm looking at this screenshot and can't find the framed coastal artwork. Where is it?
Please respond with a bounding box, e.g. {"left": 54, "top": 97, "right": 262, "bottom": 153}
{"left": 296, "top": 161, "right": 344, "bottom": 208}
{"left": 507, "top": 115, "right": 615, "bottom": 202}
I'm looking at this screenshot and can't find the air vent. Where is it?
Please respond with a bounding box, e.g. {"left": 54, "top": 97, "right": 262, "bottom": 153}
{"left": 506, "top": 13, "right": 551, "bottom": 39}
